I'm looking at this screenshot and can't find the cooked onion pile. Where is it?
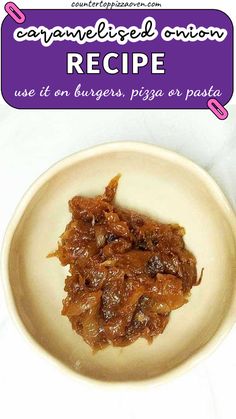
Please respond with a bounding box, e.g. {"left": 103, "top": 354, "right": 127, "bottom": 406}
{"left": 52, "top": 176, "right": 199, "bottom": 350}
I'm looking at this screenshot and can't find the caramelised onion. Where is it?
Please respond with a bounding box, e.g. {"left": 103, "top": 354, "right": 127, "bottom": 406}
{"left": 94, "top": 225, "right": 106, "bottom": 248}
{"left": 53, "top": 175, "right": 199, "bottom": 350}
{"left": 62, "top": 290, "right": 102, "bottom": 316}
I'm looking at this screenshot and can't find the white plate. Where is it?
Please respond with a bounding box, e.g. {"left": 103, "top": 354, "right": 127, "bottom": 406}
{"left": 2, "top": 142, "right": 236, "bottom": 385}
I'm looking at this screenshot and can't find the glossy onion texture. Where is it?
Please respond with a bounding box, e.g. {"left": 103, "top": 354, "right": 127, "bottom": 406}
{"left": 54, "top": 176, "right": 199, "bottom": 350}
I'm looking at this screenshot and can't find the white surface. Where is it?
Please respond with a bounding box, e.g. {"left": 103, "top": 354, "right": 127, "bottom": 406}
{"left": 0, "top": 105, "right": 236, "bottom": 418}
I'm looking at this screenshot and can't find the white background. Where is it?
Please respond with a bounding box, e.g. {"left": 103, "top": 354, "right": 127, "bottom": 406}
{"left": 1, "top": 2, "right": 236, "bottom": 419}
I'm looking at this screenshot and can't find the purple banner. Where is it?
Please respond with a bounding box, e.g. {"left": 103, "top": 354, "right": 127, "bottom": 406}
{"left": 1, "top": 9, "right": 233, "bottom": 109}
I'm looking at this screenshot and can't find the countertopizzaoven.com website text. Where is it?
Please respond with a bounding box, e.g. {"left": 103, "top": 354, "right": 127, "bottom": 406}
{"left": 71, "top": 1, "right": 162, "bottom": 9}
